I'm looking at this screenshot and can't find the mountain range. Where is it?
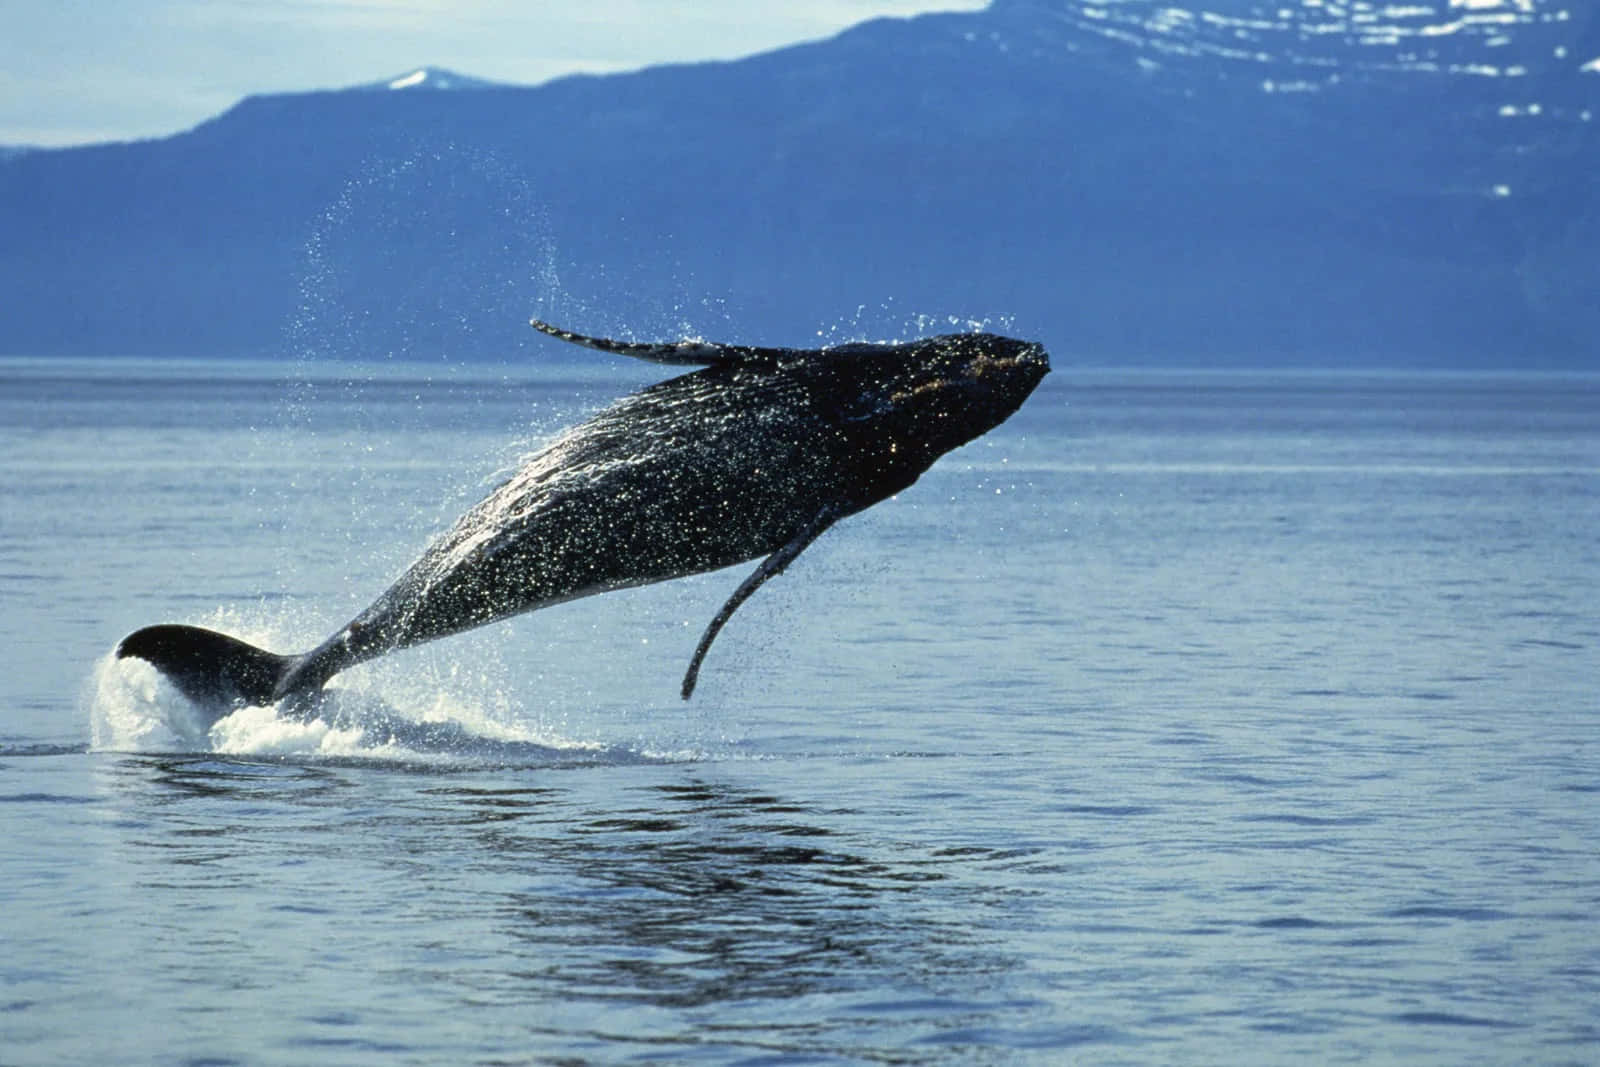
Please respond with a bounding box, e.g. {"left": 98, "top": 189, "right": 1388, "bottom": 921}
{"left": 2, "top": 0, "right": 1595, "bottom": 367}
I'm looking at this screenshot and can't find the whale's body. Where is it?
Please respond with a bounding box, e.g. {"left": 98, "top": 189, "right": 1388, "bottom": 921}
{"left": 117, "top": 321, "right": 1049, "bottom": 718}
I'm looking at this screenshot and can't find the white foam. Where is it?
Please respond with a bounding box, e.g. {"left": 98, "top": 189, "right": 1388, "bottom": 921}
{"left": 85, "top": 628, "right": 625, "bottom": 764}
{"left": 207, "top": 703, "right": 373, "bottom": 758}
{"left": 86, "top": 653, "right": 214, "bottom": 752}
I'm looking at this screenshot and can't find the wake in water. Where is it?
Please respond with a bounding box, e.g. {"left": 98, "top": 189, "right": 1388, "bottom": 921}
{"left": 85, "top": 613, "right": 665, "bottom": 767}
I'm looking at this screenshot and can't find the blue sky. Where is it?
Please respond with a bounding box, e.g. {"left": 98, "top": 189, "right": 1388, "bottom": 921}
{"left": 0, "top": 1, "right": 986, "bottom": 147}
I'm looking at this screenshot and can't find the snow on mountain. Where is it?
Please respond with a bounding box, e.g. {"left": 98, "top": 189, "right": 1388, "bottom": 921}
{"left": 362, "top": 67, "right": 508, "bottom": 92}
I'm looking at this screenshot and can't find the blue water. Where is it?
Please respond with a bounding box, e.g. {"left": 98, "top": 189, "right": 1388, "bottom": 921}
{"left": 2, "top": 356, "right": 1597, "bottom": 1064}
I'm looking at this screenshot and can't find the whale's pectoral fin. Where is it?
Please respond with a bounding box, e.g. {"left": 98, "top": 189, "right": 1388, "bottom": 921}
{"left": 681, "top": 507, "right": 843, "bottom": 700}
{"left": 116, "top": 624, "right": 303, "bottom": 724}
{"left": 531, "top": 318, "right": 795, "bottom": 367}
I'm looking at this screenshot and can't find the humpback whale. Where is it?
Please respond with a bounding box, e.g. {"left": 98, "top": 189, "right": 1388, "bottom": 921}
{"left": 117, "top": 319, "right": 1049, "bottom": 719}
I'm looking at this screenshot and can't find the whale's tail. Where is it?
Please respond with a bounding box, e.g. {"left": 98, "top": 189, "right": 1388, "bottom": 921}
{"left": 116, "top": 625, "right": 306, "bottom": 719}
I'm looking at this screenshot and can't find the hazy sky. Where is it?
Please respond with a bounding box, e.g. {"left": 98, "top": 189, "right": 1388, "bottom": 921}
{"left": 0, "top": 1, "right": 988, "bottom": 147}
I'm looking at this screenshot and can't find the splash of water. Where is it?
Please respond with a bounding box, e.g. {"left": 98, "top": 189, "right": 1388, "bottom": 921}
{"left": 84, "top": 607, "right": 635, "bottom": 765}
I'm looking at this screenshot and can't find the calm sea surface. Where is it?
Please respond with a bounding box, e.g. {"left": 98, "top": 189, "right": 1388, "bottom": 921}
{"left": 2, "top": 356, "right": 1597, "bottom": 1064}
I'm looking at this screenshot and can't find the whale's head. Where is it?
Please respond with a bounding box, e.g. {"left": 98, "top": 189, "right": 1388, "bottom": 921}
{"left": 819, "top": 331, "right": 1050, "bottom": 498}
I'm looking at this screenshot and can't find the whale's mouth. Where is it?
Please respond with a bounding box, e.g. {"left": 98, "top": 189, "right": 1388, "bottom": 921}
{"left": 887, "top": 346, "right": 1049, "bottom": 409}
{"left": 971, "top": 341, "right": 1050, "bottom": 379}
{"left": 963, "top": 342, "right": 1051, "bottom": 401}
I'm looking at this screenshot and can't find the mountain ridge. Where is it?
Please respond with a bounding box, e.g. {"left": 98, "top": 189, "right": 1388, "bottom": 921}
{"left": 1, "top": 2, "right": 1593, "bottom": 366}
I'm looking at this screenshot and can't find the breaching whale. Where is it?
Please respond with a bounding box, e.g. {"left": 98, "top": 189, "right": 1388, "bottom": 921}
{"left": 117, "top": 319, "right": 1049, "bottom": 719}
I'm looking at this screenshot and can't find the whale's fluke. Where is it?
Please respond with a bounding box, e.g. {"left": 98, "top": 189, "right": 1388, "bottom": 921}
{"left": 117, "top": 625, "right": 301, "bottom": 718}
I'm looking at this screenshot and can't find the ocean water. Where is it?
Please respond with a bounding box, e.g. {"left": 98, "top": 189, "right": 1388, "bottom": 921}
{"left": 2, "top": 355, "right": 1597, "bottom": 1064}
